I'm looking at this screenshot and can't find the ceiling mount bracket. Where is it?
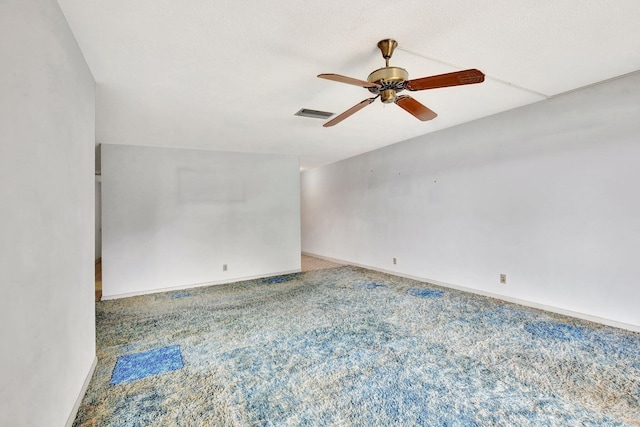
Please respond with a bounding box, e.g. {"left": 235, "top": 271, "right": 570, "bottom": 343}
{"left": 377, "top": 39, "right": 398, "bottom": 67}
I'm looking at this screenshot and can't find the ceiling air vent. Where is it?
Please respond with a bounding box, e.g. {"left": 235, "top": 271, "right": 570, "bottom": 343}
{"left": 295, "top": 108, "right": 334, "bottom": 120}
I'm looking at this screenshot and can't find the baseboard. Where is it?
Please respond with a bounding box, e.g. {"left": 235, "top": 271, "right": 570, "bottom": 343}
{"left": 302, "top": 252, "right": 640, "bottom": 333}
{"left": 65, "top": 356, "right": 97, "bottom": 427}
{"left": 101, "top": 269, "right": 302, "bottom": 300}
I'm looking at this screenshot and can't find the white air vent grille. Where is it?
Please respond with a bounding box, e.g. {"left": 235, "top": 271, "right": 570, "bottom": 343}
{"left": 295, "top": 108, "right": 334, "bottom": 120}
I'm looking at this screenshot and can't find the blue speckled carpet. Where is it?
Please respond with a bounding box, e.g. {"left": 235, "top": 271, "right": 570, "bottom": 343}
{"left": 74, "top": 266, "right": 640, "bottom": 426}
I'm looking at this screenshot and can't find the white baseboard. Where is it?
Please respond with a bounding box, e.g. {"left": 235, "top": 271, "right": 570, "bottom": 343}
{"left": 65, "top": 356, "right": 97, "bottom": 427}
{"left": 101, "top": 269, "right": 302, "bottom": 300}
{"left": 302, "top": 252, "right": 640, "bottom": 333}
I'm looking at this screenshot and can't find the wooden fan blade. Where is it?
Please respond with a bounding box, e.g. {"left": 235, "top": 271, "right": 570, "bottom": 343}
{"left": 395, "top": 95, "right": 437, "bottom": 121}
{"left": 323, "top": 97, "right": 377, "bottom": 127}
{"left": 318, "top": 73, "right": 381, "bottom": 88}
{"left": 405, "top": 69, "right": 485, "bottom": 91}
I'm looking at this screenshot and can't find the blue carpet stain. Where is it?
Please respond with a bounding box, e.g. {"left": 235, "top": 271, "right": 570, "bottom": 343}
{"left": 171, "top": 292, "right": 191, "bottom": 299}
{"left": 364, "top": 282, "right": 386, "bottom": 290}
{"left": 262, "top": 276, "right": 294, "bottom": 284}
{"left": 590, "top": 331, "right": 640, "bottom": 365}
{"left": 110, "top": 345, "right": 183, "bottom": 385}
{"left": 525, "top": 321, "right": 584, "bottom": 341}
{"left": 407, "top": 288, "right": 443, "bottom": 298}
{"left": 112, "top": 390, "right": 167, "bottom": 422}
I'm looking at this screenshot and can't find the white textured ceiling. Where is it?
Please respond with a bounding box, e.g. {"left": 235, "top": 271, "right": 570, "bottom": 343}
{"left": 58, "top": 0, "right": 640, "bottom": 169}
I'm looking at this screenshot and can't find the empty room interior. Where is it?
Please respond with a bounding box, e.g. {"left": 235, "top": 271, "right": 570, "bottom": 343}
{"left": 2, "top": 0, "right": 640, "bottom": 425}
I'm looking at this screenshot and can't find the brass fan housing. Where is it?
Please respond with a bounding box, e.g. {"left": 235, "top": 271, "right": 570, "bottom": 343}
{"left": 367, "top": 66, "right": 409, "bottom": 84}
{"left": 367, "top": 66, "right": 409, "bottom": 103}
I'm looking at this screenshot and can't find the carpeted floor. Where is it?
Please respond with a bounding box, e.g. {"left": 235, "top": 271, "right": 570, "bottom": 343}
{"left": 75, "top": 266, "right": 640, "bottom": 426}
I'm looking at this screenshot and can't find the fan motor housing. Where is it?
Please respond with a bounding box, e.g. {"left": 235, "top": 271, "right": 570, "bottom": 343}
{"left": 367, "top": 66, "right": 408, "bottom": 84}
{"left": 368, "top": 66, "right": 409, "bottom": 103}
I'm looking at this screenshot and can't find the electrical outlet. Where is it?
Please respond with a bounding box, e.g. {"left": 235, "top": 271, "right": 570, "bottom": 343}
{"left": 223, "top": 264, "right": 228, "bottom": 272}
{"left": 393, "top": 257, "right": 397, "bottom": 265}
{"left": 500, "top": 274, "right": 506, "bottom": 284}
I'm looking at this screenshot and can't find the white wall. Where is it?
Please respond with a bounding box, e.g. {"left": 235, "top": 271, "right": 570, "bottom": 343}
{"left": 102, "top": 144, "right": 301, "bottom": 298}
{"left": 302, "top": 72, "right": 640, "bottom": 329}
{"left": 0, "top": 0, "right": 96, "bottom": 425}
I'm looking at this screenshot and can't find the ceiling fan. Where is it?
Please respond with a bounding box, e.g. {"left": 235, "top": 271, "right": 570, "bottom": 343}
{"left": 318, "top": 39, "right": 485, "bottom": 127}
